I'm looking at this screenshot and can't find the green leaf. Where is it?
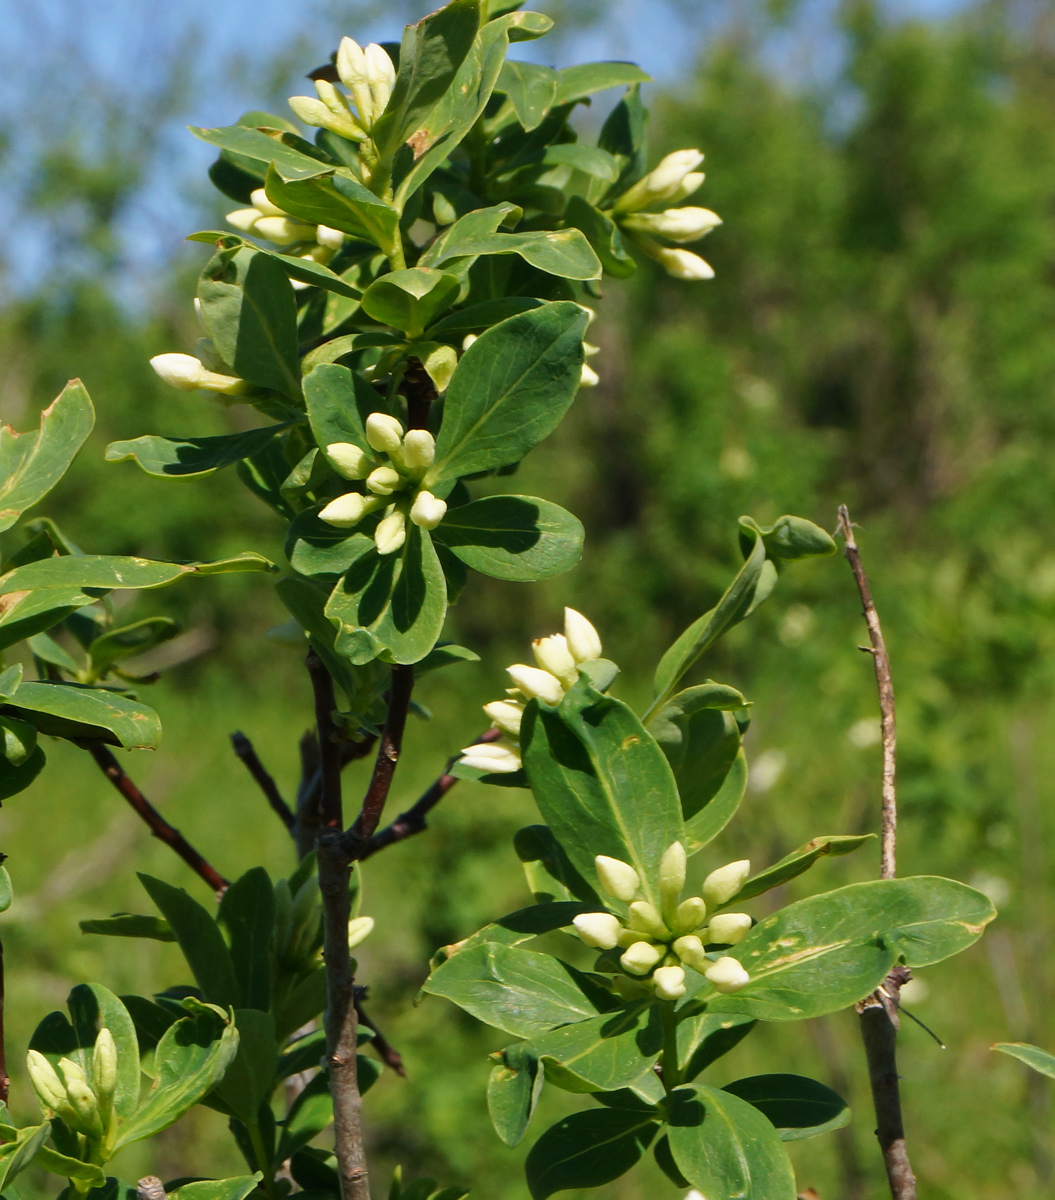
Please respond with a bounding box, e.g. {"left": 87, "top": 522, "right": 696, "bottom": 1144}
{"left": 551, "top": 62, "right": 651, "bottom": 106}
{"left": 426, "top": 297, "right": 544, "bottom": 336}
{"left": 264, "top": 168, "right": 400, "bottom": 255}
{"left": 189, "top": 234, "right": 365, "bottom": 300}
{"left": 521, "top": 682, "right": 685, "bottom": 911}
{"left": 0, "top": 866, "right": 11, "bottom": 914}
{"left": 361, "top": 269, "right": 461, "bottom": 337}
{"left": 191, "top": 124, "right": 334, "bottom": 181}
{"left": 525, "top": 1108, "right": 659, "bottom": 1200}
{"left": 564, "top": 197, "right": 636, "bottom": 278}
{"left": 277, "top": 1071, "right": 336, "bottom": 1161}
{"left": 139, "top": 874, "right": 241, "bottom": 1008}
{"left": 704, "top": 877, "right": 996, "bottom": 1022}
{"left": 0, "top": 715, "right": 36, "bottom": 765}
{"left": 993, "top": 1042, "right": 1055, "bottom": 1080}
{"left": 433, "top": 495, "right": 583, "bottom": 580}
{"left": 498, "top": 60, "right": 558, "bottom": 129}
{"left": 0, "top": 588, "right": 92, "bottom": 652}
{"left": 450, "top": 901, "right": 605, "bottom": 957}
{"left": 423, "top": 942, "right": 608, "bottom": 1037}
{"left": 666, "top": 1083, "right": 796, "bottom": 1199}
{"left": 5, "top": 682, "right": 161, "bottom": 749}
{"left": 724, "top": 835, "right": 876, "bottom": 907}
{"left": 34, "top": 1143, "right": 107, "bottom": 1186}
{"left": 0, "top": 380, "right": 94, "bottom": 533}
{"left": 0, "top": 665, "right": 23, "bottom": 699}
{"left": 528, "top": 1001, "right": 662, "bottom": 1094}
{"left": 488, "top": 1043, "right": 543, "bottom": 1147}
{"left": 0, "top": 1120, "right": 50, "bottom": 1192}
{"left": 198, "top": 246, "right": 302, "bottom": 400}
{"left": 426, "top": 302, "right": 588, "bottom": 494}
{"left": 79, "top": 914, "right": 176, "bottom": 942}
{"left": 0, "top": 746, "right": 45, "bottom": 798}
{"left": 89, "top": 618, "right": 180, "bottom": 673}
{"left": 170, "top": 1175, "right": 262, "bottom": 1200}
{"left": 113, "top": 1007, "right": 239, "bottom": 1149}
{"left": 722, "top": 1074, "right": 851, "bottom": 1141}
{"left": 105, "top": 425, "right": 290, "bottom": 479}
{"left": 430, "top": 229, "right": 601, "bottom": 281}
{"left": 514, "top": 825, "right": 601, "bottom": 905}
{"left": 325, "top": 525, "right": 448, "bottom": 666}
{"left": 218, "top": 867, "right": 275, "bottom": 1011}
{"left": 0, "top": 552, "right": 275, "bottom": 593}
{"left": 212, "top": 1008, "right": 279, "bottom": 1123}
{"left": 419, "top": 202, "right": 522, "bottom": 267}
{"left": 738, "top": 515, "right": 837, "bottom": 562}
{"left": 678, "top": 1013, "right": 756, "bottom": 1083}
{"left": 303, "top": 363, "right": 387, "bottom": 460}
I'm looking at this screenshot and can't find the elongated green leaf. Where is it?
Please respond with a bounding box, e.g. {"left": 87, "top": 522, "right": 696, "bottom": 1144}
{"left": 498, "top": 60, "right": 558, "bottom": 129}
{"left": 667, "top": 1084, "right": 796, "bottom": 1200}
{"left": 431, "top": 230, "right": 601, "bottom": 281}
{"left": 171, "top": 1175, "right": 262, "bottom": 1200}
{"left": 218, "top": 867, "right": 274, "bottom": 1011}
{"left": 277, "top": 1072, "right": 336, "bottom": 1161}
{"left": 0, "top": 1121, "right": 50, "bottom": 1192}
{"left": 325, "top": 525, "right": 448, "bottom": 665}
{"left": 427, "top": 296, "right": 543, "bottom": 335}
{"left": 264, "top": 168, "right": 400, "bottom": 253}
{"left": 446, "top": 902, "right": 603, "bottom": 964}
{"left": 34, "top": 1143, "right": 107, "bottom": 1186}
{"left": 212, "top": 1008, "right": 278, "bottom": 1122}
{"left": 303, "top": 363, "right": 386, "bottom": 460}
{"left": 0, "top": 552, "right": 275, "bottom": 593}
{"left": 0, "top": 746, "right": 45, "bottom": 797}
{"left": 678, "top": 1013, "right": 756, "bottom": 1082}
{"left": 420, "top": 202, "right": 522, "bottom": 266}
{"left": 426, "top": 303, "right": 587, "bottom": 493}
{"left": 433, "top": 495, "right": 583, "bottom": 580}
{"left": 0, "top": 714, "right": 36, "bottom": 765}
{"left": 423, "top": 942, "right": 607, "bottom": 1037}
{"left": 488, "top": 1044, "right": 543, "bottom": 1147}
{"left": 79, "top": 914, "right": 176, "bottom": 942}
{"left": 722, "top": 1074, "right": 851, "bottom": 1141}
{"left": 993, "top": 1042, "right": 1055, "bottom": 1080}
{"left": 704, "top": 877, "right": 996, "bottom": 1022}
{"left": 552, "top": 62, "right": 651, "bottom": 105}
{"left": 528, "top": 1001, "right": 662, "bottom": 1093}
{"left": 191, "top": 124, "right": 334, "bottom": 180}
{"left": 6, "top": 682, "right": 161, "bottom": 749}
{"left": 0, "top": 588, "right": 91, "bottom": 652}
{"left": 522, "top": 682, "right": 684, "bottom": 910}
{"left": 105, "top": 426, "right": 290, "bottom": 479}
{"left": 188, "top": 233, "right": 365, "bottom": 299}
{"left": 0, "top": 380, "right": 94, "bottom": 532}
{"left": 361, "top": 269, "right": 461, "bottom": 336}
{"left": 0, "top": 866, "right": 11, "bottom": 913}
{"left": 724, "top": 835, "right": 876, "bottom": 908}
{"left": 565, "top": 196, "right": 636, "bottom": 278}
{"left": 738, "top": 515, "right": 837, "bottom": 562}
{"left": 514, "top": 826, "right": 601, "bottom": 905}
{"left": 525, "top": 1109, "right": 659, "bottom": 1200}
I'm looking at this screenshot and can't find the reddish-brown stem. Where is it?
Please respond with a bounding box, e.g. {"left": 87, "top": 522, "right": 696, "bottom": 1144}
{"left": 85, "top": 743, "right": 228, "bottom": 893}
{"left": 231, "top": 731, "right": 295, "bottom": 831}
{"left": 354, "top": 991, "right": 406, "bottom": 1077}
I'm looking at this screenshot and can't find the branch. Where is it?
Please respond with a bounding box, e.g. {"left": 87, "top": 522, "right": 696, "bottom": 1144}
{"left": 354, "top": 989, "right": 406, "bottom": 1077}
{"left": 85, "top": 743, "right": 228, "bottom": 894}
{"left": 231, "top": 732, "right": 295, "bottom": 832}
{"left": 360, "top": 728, "right": 501, "bottom": 860}
{"left": 307, "top": 650, "right": 343, "bottom": 830}
{"left": 837, "top": 505, "right": 916, "bottom": 1200}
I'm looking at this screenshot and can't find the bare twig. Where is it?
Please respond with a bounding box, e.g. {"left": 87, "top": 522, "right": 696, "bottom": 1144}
{"left": 231, "top": 731, "right": 295, "bottom": 831}
{"left": 837, "top": 505, "right": 916, "bottom": 1200}
{"left": 307, "top": 650, "right": 344, "bottom": 830}
{"left": 354, "top": 989, "right": 407, "bottom": 1077}
{"left": 85, "top": 743, "right": 228, "bottom": 894}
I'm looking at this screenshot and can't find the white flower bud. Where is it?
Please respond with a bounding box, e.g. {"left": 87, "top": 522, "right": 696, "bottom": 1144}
{"left": 288, "top": 94, "right": 365, "bottom": 142}
{"left": 374, "top": 509, "right": 407, "bottom": 555}
{"left": 318, "top": 492, "right": 383, "bottom": 528}
{"left": 347, "top": 915, "right": 374, "bottom": 949}
{"left": 462, "top": 334, "right": 478, "bottom": 351}
{"left": 365, "top": 42, "right": 396, "bottom": 119}
{"left": 564, "top": 608, "right": 602, "bottom": 663}
{"left": 595, "top": 855, "right": 641, "bottom": 903}
{"left": 620, "top": 940, "right": 664, "bottom": 976}
{"left": 483, "top": 700, "right": 525, "bottom": 738}
{"left": 659, "top": 841, "right": 687, "bottom": 917}
{"left": 252, "top": 216, "right": 317, "bottom": 245}
{"left": 706, "top": 913, "right": 753, "bottom": 946}
{"left": 667, "top": 171, "right": 706, "bottom": 204}
{"left": 64, "top": 1078, "right": 104, "bottom": 1136}
{"left": 704, "top": 955, "right": 750, "bottom": 994}
{"left": 672, "top": 934, "right": 709, "bottom": 973}
{"left": 506, "top": 664, "right": 565, "bottom": 705}
{"left": 402, "top": 429, "right": 436, "bottom": 474}
{"left": 226, "top": 207, "right": 262, "bottom": 234}
{"left": 327, "top": 442, "right": 372, "bottom": 479}
{"left": 653, "top": 965, "right": 687, "bottom": 1001}
{"left": 409, "top": 490, "right": 447, "bottom": 529}
{"left": 58, "top": 1057, "right": 88, "bottom": 1087}
{"left": 648, "top": 245, "right": 715, "bottom": 281}
{"left": 150, "top": 353, "right": 248, "bottom": 396}
{"left": 703, "top": 860, "right": 751, "bottom": 909}
{"left": 532, "top": 634, "right": 579, "bottom": 687}
{"left": 673, "top": 896, "right": 708, "bottom": 935}
{"left": 366, "top": 465, "right": 404, "bottom": 495}
{"left": 458, "top": 739, "right": 522, "bottom": 773}
{"left": 628, "top": 900, "right": 670, "bottom": 941}
{"left": 316, "top": 224, "right": 345, "bottom": 249}
{"left": 249, "top": 188, "right": 286, "bottom": 218}
{"left": 622, "top": 207, "right": 722, "bottom": 243}
{"left": 336, "top": 38, "right": 375, "bottom": 127}
{"left": 616, "top": 149, "right": 705, "bottom": 212}
{"left": 580, "top": 363, "right": 600, "bottom": 388}
{"left": 365, "top": 412, "right": 405, "bottom": 455}
{"left": 26, "top": 1050, "right": 67, "bottom": 1111}
{"left": 92, "top": 1028, "right": 118, "bottom": 1106}
{"left": 572, "top": 912, "right": 622, "bottom": 950}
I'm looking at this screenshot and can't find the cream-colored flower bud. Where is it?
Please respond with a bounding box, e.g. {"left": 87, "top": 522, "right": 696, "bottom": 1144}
{"left": 409, "top": 490, "right": 447, "bottom": 530}
{"left": 563, "top": 608, "right": 602, "bottom": 663}
{"left": 92, "top": 1028, "right": 118, "bottom": 1105}
{"left": 616, "top": 149, "right": 705, "bottom": 212}
{"left": 225, "top": 208, "right": 261, "bottom": 234}
{"left": 336, "top": 37, "right": 375, "bottom": 127}
{"left": 483, "top": 700, "right": 525, "bottom": 738}
{"left": 649, "top": 245, "right": 715, "bottom": 281}
{"left": 703, "top": 860, "right": 751, "bottom": 908}
{"left": 316, "top": 224, "right": 345, "bottom": 249}
{"left": 58, "top": 1057, "right": 88, "bottom": 1087}
{"left": 704, "top": 955, "right": 750, "bottom": 994}
{"left": 365, "top": 412, "right": 405, "bottom": 455}
{"left": 653, "top": 965, "right": 687, "bottom": 1001}
{"left": 532, "top": 634, "right": 579, "bottom": 687}
{"left": 366, "top": 466, "right": 404, "bottom": 496}
{"left": 462, "top": 334, "right": 478, "bottom": 351}
{"left": 622, "top": 207, "right": 722, "bottom": 244}
{"left": 252, "top": 216, "right": 316, "bottom": 245}
{"left": 347, "top": 915, "right": 374, "bottom": 949}
{"left": 374, "top": 508, "right": 407, "bottom": 555}
{"left": 150, "top": 353, "right": 248, "bottom": 396}
{"left": 659, "top": 841, "right": 687, "bottom": 915}
{"left": 402, "top": 429, "right": 436, "bottom": 474}
{"left": 26, "top": 1050, "right": 67, "bottom": 1111}
{"left": 572, "top": 912, "right": 622, "bottom": 950}
{"left": 249, "top": 188, "right": 286, "bottom": 218}
{"left": 706, "top": 913, "right": 753, "bottom": 946}
{"left": 595, "top": 855, "right": 641, "bottom": 903}
{"left": 666, "top": 171, "right": 706, "bottom": 204}
{"left": 506, "top": 664, "right": 565, "bottom": 705}
{"left": 580, "top": 364, "right": 600, "bottom": 388}
{"left": 673, "top": 896, "right": 708, "bottom": 935}
{"left": 65, "top": 1078, "right": 104, "bottom": 1135}
{"left": 458, "top": 739, "right": 522, "bottom": 773}
{"left": 672, "top": 934, "right": 709, "bottom": 973}
{"left": 288, "top": 94, "right": 365, "bottom": 142}
{"left": 365, "top": 42, "right": 396, "bottom": 118}
{"left": 628, "top": 900, "right": 670, "bottom": 941}
{"left": 327, "top": 442, "right": 372, "bottom": 479}
{"left": 318, "top": 492, "right": 383, "bottom": 528}
{"left": 616, "top": 926, "right": 652, "bottom": 948}
{"left": 620, "top": 940, "right": 664, "bottom": 976}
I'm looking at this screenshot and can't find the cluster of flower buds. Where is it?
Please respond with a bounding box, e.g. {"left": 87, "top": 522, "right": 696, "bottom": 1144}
{"left": 317, "top": 413, "right": 447, "bottom": 555}
{"left": 289, "top": 37, "right": 395, "bottom": 158}
{"left": 610, "top": 150, "right": 721, "bottom": 281}
{"left": 570, "top": 843, "right": 753, "bottom": 1000}
{"left": 226, "top": 188, "right": 345, "bottom": 277}
{"left": 458, "top": 609, "right": 604, "bottom": 775}
{"left": 27, "top": 1028, "right": 118, "bottom": 1141}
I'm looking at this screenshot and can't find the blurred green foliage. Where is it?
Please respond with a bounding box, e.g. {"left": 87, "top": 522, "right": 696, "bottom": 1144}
{"left": 5, "top": 0, "right": 1055, "bottom": 1196}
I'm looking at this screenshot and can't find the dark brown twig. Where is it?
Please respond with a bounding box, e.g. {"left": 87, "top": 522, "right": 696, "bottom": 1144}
{"left": 231, "top": 731, "right": 295, "bottom": 831}
{"left": 354, "top": 989, "right": 407, "bottom": 1076}
{"left": 85, "top": 743, "right": 228, "bottom": 894}
{"left": 307, "top": 650, "right": 343, "bottom": 830}
{"left": 837, "top": 505, "right": 916, "bottom": 1200}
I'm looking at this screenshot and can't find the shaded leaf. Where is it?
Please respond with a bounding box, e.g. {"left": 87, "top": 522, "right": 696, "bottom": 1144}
{"left": 105, "top": 426, "right": 290, "bottom": 479}
{"left": 488, "top": 1043, "right": 543, "bottom": 1147}
{"left": 0, "top": 552, "right": 275, "bottom": 593}
{"left": 529, "top": 1001, "right": 663, "bottom": 1093}
{"left": 5, "top": 682, "right": 161, "bottom": 749}
{"left": 722, "top": 1074, "right": 851, "bottom": 1141}
{"left": 525, "top": 1108, "right": 658, "bottom": 1199}
{"left": 79, "top": 914, "right": 176, "bottom": 942}
{"left": 433, "top": 495, "right": 583, "bottom": 580}
{"left": 0, "top": 589, "right": 92, "bottom": 652}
